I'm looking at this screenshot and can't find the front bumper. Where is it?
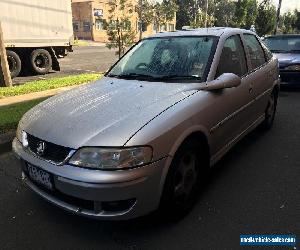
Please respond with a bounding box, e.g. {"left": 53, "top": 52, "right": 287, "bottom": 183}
{"left": 12, "top": 138, "right": 169, "bottom": 220}
{"left": 279, "top": 70, "right": 300, "bottom": 85}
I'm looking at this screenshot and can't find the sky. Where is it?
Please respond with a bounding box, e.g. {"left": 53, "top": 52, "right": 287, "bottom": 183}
{"left": 272, "top": 0, "right": 300, "bottom": 13}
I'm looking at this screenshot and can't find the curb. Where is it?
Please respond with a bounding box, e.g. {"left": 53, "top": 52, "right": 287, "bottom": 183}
{"left": 0, "top": 85, "right": 79, "bottom": 107}
{"left": 0, "top": 131, "right": 15, "bottom": 154}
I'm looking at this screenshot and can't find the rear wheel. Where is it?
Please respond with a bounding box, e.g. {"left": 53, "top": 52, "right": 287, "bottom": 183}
{"left": 7, "top": 50, "right": 21, "bottom": 78}
{"left": 159, "top": 139, "right": 209, "bottom": 220}
{"left": 261, "top": 90, "right": 278, "bottom": 130}
{"left": 30, "top": 49, "right": 52, "bottom": 75}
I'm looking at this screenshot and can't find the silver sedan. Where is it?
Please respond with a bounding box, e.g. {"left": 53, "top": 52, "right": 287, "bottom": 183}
{"left": 13, "top": 28, "right": 279, "bottom": 220}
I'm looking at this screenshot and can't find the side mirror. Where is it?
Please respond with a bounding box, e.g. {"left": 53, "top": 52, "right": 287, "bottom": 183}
{"left": 204, "top": 73, "right": 241, "bottom": 91}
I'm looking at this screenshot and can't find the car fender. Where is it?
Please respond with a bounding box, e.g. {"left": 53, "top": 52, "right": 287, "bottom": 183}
{"left": 158, "top": 125, "right": 211, "bottom": 196}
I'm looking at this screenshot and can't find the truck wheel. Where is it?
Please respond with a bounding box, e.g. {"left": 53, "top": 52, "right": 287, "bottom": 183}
{"left": 7, "top": 50, "right": 21, "bottom": 78}
{"left": 30, "top": 49, "right": 52, "bottom": 74}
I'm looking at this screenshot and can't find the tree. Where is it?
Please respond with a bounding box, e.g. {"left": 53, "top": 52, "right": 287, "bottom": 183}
{"left": 255, "top": 0, "right": 276, "bottom": 36}
{"left": 175, "top": 0, "right": 198, "bottom": 29}
{"left": 214, "top": 0, "right": 236, "bottom": 27}
{"left": 106, "top": 0, "right": 136, "bottom": 58}
{"left": 281, "top": 11, "right": 297, "bottom": 34}
{"left": 234, "top": 0, "right": 257, "bottom": 28}
{"left": 136, "top": 0, "right": 153, "bottom": 40}
{"left": 153, "top": 0, "right": 178, "bottom": 32}
{"left": 190, "top": 8, "right": 215, "bottom": 28}
{"left": 245, "top": 0, "right": 257, "bottom": 28}
{"left": 292, "top": 10, "right": 300, "bottom": 32}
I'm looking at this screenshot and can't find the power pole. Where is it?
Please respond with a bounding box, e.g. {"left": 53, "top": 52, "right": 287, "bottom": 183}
{"left": 0, "top": 21, "right": 12, "bottom": 87}
{"left": 204, "top": 0, "right": 209, "bottom": 28}
{"left": 274, "top": 0, "right": 283, "bottom": 34}
{"left": 138, "top": 0, "right": 143, "bottom": 40}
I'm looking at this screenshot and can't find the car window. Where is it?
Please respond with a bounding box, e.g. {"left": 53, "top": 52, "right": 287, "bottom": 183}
{"left": 244, "top": 34, "right": 266, "bottom": 70}
{"left": 216, "top": 35, "right": 247, "bottom": 78}
{"left": 261, "top": 42, "right": 273, "bottom": 61}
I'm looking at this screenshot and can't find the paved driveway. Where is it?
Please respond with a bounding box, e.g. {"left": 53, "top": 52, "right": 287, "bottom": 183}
{"left": 0, "top": 91, "right": 299, "bottom": 250}
{"left": 13, "top": 46, "right": 118, "bottom": 85}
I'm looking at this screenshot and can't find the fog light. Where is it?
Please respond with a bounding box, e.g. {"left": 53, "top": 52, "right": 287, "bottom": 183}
{"left": 101, "top": 199, "right": 136, "bottom": 212}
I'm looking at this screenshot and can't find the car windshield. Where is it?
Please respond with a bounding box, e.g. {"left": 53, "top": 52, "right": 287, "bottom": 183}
{"left": 264, "top": 36, "right": 300, "bottom": 53}
{"left": 106, "top": 36, "right": 217, "bottom": 82}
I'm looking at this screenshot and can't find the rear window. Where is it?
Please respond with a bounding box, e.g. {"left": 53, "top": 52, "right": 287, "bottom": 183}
{"left": 264, "top": 36, "right": 300, "bottom": 53}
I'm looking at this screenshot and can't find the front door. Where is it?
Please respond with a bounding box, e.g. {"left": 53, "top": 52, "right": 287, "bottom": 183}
{"left": 209, "top": 34, "right": 254, "bottom": 156}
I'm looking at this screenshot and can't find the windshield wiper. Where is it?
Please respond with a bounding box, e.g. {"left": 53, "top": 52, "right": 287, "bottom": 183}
{"left": 108, "top": 73, "right": 155, "bottom": 80}
{"left": 271, "top": 49, "right": 289, "bottom": 53}
{"left": 156, "top": 75, "right": 202, "bottom": 81}
{"left": 289, "top": 49, "right": 300, "bottom": 53}
{"left": 108, "top": 73, "right": 202, "bottom": 81}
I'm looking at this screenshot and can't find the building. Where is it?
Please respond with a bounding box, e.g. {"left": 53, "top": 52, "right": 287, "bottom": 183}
{"left": 71, "top": 0, "right": 176, "bottom": 42}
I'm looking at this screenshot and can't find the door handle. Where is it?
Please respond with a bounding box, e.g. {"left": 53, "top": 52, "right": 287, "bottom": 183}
{"left": 249, "top": 83, "right": 253, "bottom": 93}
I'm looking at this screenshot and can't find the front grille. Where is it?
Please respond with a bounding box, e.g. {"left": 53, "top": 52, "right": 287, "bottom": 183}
{"left": 27, "top": 133, "right": 72, "bottom": 164}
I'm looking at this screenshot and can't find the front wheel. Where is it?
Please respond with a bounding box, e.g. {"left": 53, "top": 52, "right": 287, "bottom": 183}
{"left": 261, "top": 90, "right": 278, "bottom": 130}
{"left": 159, "top": 139, "right": 209, "bottom": 220}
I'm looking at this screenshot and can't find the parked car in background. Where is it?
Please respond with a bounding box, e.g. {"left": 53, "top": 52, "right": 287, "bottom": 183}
{"left": 263, "top": 35, "right": 300, "bottom": 86}
{"left": 13, "top": 28, "right": 279, "bottom": 220}
{"left": 0, "top": 0, "right": 73, "bottom": 78}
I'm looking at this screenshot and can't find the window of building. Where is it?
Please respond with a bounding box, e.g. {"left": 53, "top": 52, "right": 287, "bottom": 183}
{"left": 83, "top": 21, "right": 91, "bottom": 32}
{"left": 243, "top": 34, "right": 266, "bottom": 70}
{"left": 73, "top": 21, "right": 79, "bottom": 32}
{"left": 95, "top": 19, "right": 106, "bottom": 31}
{"left": 160, "top": 24, "right": 166, "bottom": 32}
{"left": 94, "top": 8, "right": 103, "bottom": 17}
{"left": 107, "top": 20, "right": 131, "bottom": 31}
{"left": 108, "top": 20, "right": 117, "bottom": 30}
{"left": 216, "top": 35, "right": 248, "bottom": 78}
{"left": 168, "top": 24, "right": 175, "bottom": 31}
{"left": 123, "top": 20, "right": 131, "bottom": 31}
{"left": 137, "top": 21, "right": 147, "bottom": 32}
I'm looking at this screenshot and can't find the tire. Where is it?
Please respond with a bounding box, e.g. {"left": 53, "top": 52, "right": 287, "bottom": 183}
{"left": 261, "top": 89, "right": 278, "bottom": 130}
{"left": 30, "top": 49, "right": 52, "bottom": 75}
{"left": 159, "top": 139, "right": 209, "bottom": 220}
{"left": 6, "top": 50, "right": 21, "bottom": 78}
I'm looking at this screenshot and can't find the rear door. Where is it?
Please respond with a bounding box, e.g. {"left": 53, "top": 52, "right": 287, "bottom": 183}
{"left": 242, "top": 34, "right": 275, "bottom": 120}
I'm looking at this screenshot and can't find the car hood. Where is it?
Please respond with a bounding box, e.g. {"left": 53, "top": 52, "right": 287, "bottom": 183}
{"left": 19, "top": 77, "right": 197, "bottom": 149}
{"left": 274, "top": 53, "right": 300, "bottom": 67}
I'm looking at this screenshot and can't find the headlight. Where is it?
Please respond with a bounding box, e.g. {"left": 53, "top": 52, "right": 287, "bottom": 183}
{"left": 285, "top": 65, "right": 300, "bottom": 71}
{"left": 16, "top": 123, "right": 22, "bottom": 142}
{"left": 16, "top": 126, "right": 28, "bottom": 147}
{"left": 68, "top": 147, "right": 153, "bottom": 170}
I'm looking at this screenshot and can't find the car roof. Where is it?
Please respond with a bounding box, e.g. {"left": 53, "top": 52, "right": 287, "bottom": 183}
{"left": 149, "top": 27, "right": 255, "bottom": 38}
{"left": 265, "top": 34, "right": 300, "bottom": 39}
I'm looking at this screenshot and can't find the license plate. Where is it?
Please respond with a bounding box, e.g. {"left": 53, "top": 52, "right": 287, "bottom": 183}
{"left": 26, "top": 163, "right": 54, "bottom": 190}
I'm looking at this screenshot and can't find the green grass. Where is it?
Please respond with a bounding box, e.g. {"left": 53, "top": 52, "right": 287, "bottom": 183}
{"left": 0, "top": 73, "right": 101, "bottom": 98}
{"left": 73, "top": 40, "right": 90, "bottom": 46}
{"left": 0, "top": 98, "right": 47, "bottom": 134}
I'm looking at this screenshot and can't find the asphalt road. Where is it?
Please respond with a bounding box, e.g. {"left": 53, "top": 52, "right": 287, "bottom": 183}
{"left": 13, "top": 46, "right": 118, "bottom": 85}
{"left": 0, "top": 91, "right": 299, "bottom": 250}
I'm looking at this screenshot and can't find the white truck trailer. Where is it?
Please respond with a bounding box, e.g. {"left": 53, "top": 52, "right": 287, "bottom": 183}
{"left": 0, "top": 0, "right": 74, "bottom": 78}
